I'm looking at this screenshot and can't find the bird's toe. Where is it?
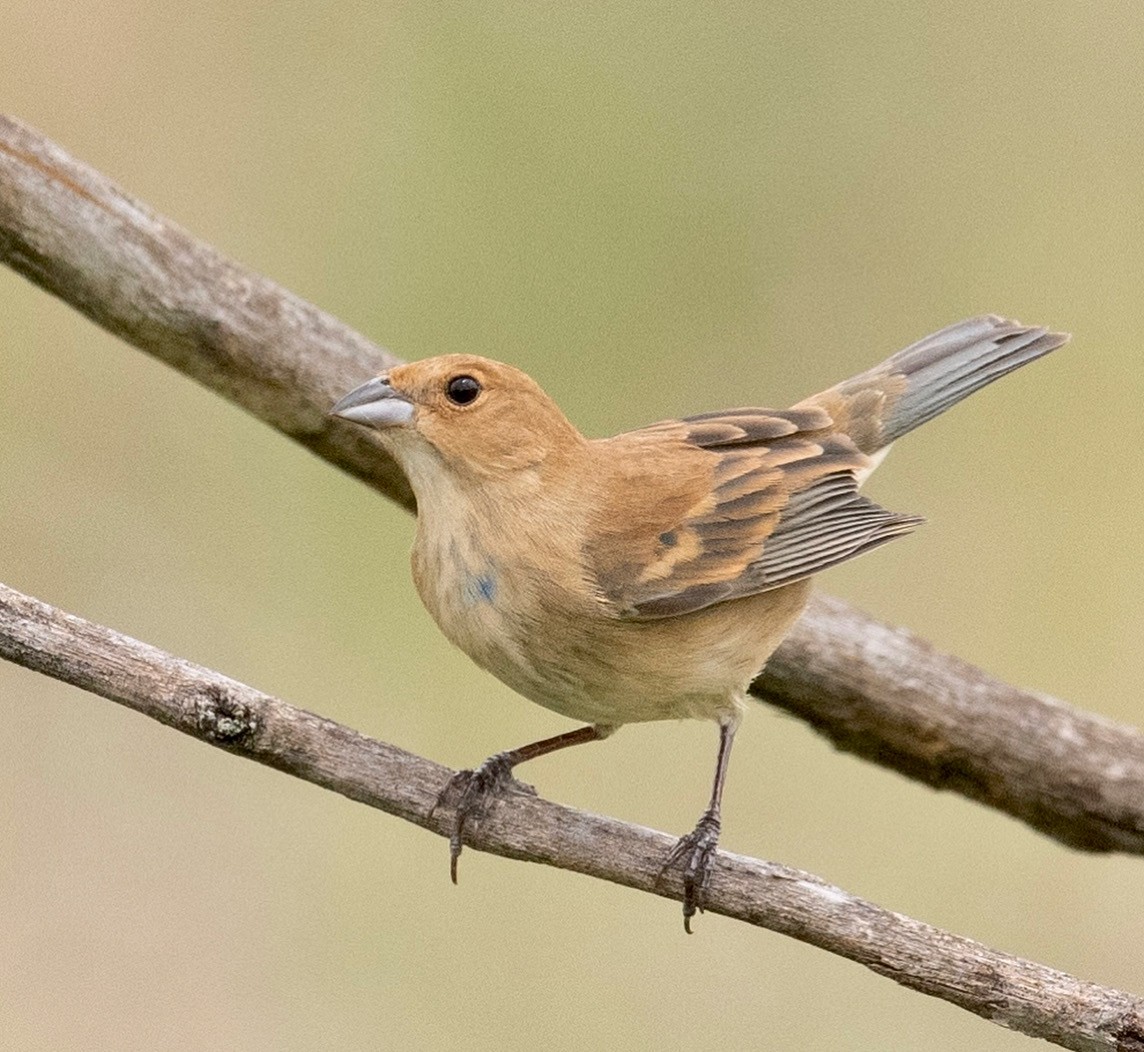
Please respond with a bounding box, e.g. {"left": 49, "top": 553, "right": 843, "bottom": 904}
{"left": 660, "top": 808, "right": 722, "bottom": 932}
{"left": 434, "top": 753, "right": 527, "bottom": 883}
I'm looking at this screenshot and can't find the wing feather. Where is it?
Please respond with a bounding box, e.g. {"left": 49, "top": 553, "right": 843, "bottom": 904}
{"left": 587, "top": 407, "right": 921, "bottom": 620}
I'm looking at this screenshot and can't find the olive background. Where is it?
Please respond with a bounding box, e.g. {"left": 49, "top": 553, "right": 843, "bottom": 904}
{"left": 1, "top": 3, "right": 1141, "bottom": 1050}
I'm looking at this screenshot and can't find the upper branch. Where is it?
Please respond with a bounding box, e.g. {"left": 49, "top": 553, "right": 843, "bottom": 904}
{"left": 2, "top": 113, "right": 1142, "bottom": 856}
{"left": 0, "top": 115, "right": 413, "bottom": 508}
{"left": 760, "top": 595, "right": 1144, "bottom": 853}
{"left": 1, "top": 580, "right": 1141, "bottom": 1052}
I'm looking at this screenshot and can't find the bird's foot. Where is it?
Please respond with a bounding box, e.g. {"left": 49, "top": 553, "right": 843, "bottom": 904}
{"left": 660, "top": 807, "right": 722, "bottom": 933}
{"left": 432, "top": 753, "right": 535, "bottom": 883}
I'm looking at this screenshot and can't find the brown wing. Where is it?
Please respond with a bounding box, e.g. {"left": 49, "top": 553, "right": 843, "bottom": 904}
{"left": 587, "top": 406, "right": 922, "bottom": 620}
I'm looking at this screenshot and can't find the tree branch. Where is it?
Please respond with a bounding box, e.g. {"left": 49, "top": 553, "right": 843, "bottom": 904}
{"left": 1, "top": 581, "right": 1141, "bottom": 1052}
{"left": 760, "top": 596, "right": 1144, "bottom": 853}
{"left": 0, "top": 115, "right": 413, "bottom": 509}
{"left": 2, "top": 114, "right": 1139, "bottom": 856}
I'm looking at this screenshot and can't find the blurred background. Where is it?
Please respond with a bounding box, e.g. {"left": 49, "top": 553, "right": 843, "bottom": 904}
{"left": 1, "top": 2, "right": 1141, "bottom": 1049}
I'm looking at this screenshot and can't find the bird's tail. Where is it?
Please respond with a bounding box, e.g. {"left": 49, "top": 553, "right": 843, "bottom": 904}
{"left": 800, "top": 315, "right": 1069, "bottom": 456}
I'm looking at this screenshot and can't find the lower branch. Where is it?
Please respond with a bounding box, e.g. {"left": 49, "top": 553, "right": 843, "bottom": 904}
{"left": 1, "top": 580, "right": 1141, "bottom": 1051}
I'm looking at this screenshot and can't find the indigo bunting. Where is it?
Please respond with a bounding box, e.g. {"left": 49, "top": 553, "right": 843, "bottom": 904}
{"left": 331, "top": 314, "right": 1066, "bottom": 928}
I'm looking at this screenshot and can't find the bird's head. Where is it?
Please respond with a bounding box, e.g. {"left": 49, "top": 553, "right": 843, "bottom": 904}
{"left": 331, "top": 354, "right": 584, "bottom": 484}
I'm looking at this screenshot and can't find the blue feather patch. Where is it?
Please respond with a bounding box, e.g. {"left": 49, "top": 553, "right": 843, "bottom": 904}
{"left": 463, "top": 572, "right": 497, "bottom": 605}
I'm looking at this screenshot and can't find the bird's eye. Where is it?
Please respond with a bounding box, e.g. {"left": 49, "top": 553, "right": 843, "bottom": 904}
{"left": 445, "top": 375, "right": 482, "bottom": 406}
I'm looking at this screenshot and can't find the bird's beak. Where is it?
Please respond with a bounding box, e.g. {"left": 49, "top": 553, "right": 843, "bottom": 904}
{"left": 330, "top": 377, "right": 415, "bottom": 428}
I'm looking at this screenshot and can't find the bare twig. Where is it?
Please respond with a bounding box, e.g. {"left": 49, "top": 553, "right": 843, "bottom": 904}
{"left": 1, "top": 581, "right": 1141, "bottom": 1052}
{"left": 1, "top": 114, "right": 1139, "bottom": 856}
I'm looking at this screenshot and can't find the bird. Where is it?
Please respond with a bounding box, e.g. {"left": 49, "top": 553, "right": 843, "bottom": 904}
{"left": 330, "top": 314, "right": 1067, "bottom": 929}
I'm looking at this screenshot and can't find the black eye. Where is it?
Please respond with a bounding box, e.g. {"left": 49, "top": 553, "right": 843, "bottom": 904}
{"left": 445, "top": 375, "right": 482, "bottom": 405}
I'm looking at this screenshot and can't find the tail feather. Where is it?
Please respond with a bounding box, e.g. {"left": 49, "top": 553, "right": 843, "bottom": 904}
{"left": 805, "top": 315, "right": 1069, "bottom": 455}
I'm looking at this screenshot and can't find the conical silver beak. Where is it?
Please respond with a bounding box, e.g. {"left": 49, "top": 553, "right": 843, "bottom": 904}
{"left": 330, "top": 377, "right": 415, "bottom": 428}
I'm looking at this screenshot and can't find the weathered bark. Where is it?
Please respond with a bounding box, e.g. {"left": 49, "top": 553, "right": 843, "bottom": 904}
{"left": 2, "top": 581, "right": 1141, "bottom": 1052}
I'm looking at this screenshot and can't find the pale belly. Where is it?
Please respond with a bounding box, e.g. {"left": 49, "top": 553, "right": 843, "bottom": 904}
{"left": 413, "top": 535, "right": 812, "bottom": 727}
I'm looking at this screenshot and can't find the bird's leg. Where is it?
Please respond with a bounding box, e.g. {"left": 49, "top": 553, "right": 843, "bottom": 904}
{"left": 434, "top": 723, "right": 613, "bottom": 883}
{"left": 661, "top": 718, "right": 737, "bottom": 933}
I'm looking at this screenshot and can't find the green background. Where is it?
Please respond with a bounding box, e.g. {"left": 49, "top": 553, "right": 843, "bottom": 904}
{"left": 2, "top": 3, "right": 1141, "bottom": 1049}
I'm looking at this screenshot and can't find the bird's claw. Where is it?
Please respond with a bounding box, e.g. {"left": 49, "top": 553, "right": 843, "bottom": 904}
{"left": 659, "top": 808, "right": 722, "bottom": 933}
{"left": 432, "top": 753, "right": 533, "bottom": 883}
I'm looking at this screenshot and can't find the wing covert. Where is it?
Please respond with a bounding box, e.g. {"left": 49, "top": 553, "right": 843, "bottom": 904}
{"left": 587, "top": 407, "right": 921, "bottom": 620}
